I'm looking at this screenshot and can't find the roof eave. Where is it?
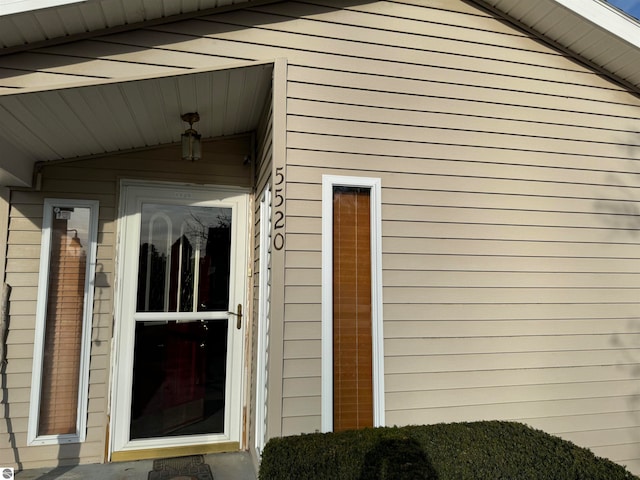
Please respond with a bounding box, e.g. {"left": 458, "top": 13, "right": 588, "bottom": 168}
{"left": 477, "top": 0, "right": 640, "bottom": 92}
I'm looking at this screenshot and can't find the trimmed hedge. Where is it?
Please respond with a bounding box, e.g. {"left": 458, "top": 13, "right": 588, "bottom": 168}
{"left": 259, "top": 421, "right": 638, "bottom": 480}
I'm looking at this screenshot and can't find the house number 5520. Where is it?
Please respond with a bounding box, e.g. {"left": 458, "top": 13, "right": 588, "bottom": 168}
{"left": 273, "top": 167, "right": 285, "bottom": 251}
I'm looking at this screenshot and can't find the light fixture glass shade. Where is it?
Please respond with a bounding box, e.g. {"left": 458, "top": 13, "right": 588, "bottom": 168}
{"left": 181, "top": 129, "right": 201, "bottom": 161}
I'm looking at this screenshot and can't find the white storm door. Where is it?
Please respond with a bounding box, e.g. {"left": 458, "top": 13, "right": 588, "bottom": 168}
{"left": 112, "top": 182, "right": 248, "bottom": 454}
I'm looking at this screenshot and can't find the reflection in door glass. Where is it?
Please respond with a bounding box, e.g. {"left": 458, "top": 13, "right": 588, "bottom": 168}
{"left": 130, "top": 319, "right": 228, "bottom": 439}
{"left": 136, "top": 204, "right": 231, "bottom": 312}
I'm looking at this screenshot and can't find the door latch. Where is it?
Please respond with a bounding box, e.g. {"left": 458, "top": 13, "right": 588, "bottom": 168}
{"left": 228, "top": 303, "right": 243, "bottom": 330}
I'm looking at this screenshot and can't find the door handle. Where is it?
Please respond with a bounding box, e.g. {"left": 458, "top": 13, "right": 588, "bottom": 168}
{"left": 228, "top": 303, "right": 243, "bottom": 330}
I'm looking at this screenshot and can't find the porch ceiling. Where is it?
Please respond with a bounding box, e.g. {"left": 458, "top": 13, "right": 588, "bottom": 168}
{"left": 0, "top": 61, "right": 273, "bottom": 187}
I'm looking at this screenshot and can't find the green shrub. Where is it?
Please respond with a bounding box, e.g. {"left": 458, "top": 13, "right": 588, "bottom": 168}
{"left": 259, "top": 421, "right": 638, "bottom": 480}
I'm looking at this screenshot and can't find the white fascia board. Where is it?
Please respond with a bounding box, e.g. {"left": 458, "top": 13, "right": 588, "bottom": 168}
{"left": 0, "top": 0, "right": 88, "bottom": 16}
{"left": 553, "top": 0, "right": 640, "bottom": 49}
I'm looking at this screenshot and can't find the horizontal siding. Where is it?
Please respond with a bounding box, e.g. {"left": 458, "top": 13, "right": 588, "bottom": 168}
{"left": 287, "top": 78, "right": 636, "bottom": 128}
{"left": 0, "top": 0, "right": 629, "bottom": 100}
{"left": 258, "top": 0, "right": 640, "bottom": 473}
{"left": 288, "top": 117, "right": 640, "bottom": 161}
{"left": 287, "top": 99, "right": 640, "bottom": 149}
{"left": 2, "top": 136, "right": 252, "bottom": 469}
{"left": 384, "top": 396, "right": 640, "bottom": 428}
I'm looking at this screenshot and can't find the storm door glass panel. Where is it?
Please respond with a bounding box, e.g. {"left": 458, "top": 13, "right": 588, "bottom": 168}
{"left": 131, "top": 203, "right": 232, "bottom": 439}
{"left": 130, "top": 319, "right": 228, "bottom": 439}
{"left": 136, "top": 204, "right": 231, "bottom": 313}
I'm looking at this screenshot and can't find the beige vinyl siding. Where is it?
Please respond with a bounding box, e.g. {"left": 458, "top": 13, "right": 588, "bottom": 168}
{"left": 274, "top": 1, "right": 638, "bottom": 473}
{"left": 1, "top": 0, "right": 640, "bottom": 473}
{"left": 1, "top": 136, "right": 252, "bottom": 469}
{"left": 0, "top": 0, "right": 626, "bottom": 97}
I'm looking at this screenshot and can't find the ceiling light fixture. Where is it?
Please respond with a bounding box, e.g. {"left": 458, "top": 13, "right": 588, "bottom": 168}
{"left": 181, "top": 112, "right": 201, "bottom": 161}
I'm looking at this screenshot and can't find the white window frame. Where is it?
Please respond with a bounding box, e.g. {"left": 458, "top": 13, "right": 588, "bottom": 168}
{"left": 28, "top": 198, "right": 99, "bottom": 445}
{"left": 321, "top": 175, "right": 384, "bottom": 433}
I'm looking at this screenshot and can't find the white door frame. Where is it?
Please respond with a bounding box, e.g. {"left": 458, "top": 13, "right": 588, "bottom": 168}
{"left": 110, "top": 180, "right": 249, "bottom": 457}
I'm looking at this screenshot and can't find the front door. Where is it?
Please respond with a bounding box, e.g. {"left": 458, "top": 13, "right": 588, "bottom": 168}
{"left": 111, "top": 181, "right": 248, "bottom": 457}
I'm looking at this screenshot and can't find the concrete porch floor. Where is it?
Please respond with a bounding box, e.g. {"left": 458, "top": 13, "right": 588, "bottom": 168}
{"left": 14, "top": 451, "right": 256, "bottom": 480}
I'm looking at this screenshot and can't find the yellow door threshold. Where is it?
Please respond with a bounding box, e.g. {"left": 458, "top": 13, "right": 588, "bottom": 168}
{"left": 111, "top": 441, "right": 240, "bottom": 462}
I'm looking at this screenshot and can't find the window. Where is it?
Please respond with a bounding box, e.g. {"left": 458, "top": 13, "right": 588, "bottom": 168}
{"left": 322, "top": 176, "right": 384, "bottom": 432}
{"left": 28, "top": 199, "right": 99, "bottom": 445}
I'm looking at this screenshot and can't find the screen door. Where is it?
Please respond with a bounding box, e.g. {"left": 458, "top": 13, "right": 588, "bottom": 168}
{"left": 112, "top": 182, "right": 248, "bottom": 455}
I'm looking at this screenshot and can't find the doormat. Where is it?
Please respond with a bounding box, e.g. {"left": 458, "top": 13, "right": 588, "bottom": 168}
{"left": 148, "top": 455, "right": 214, "bottom": 480}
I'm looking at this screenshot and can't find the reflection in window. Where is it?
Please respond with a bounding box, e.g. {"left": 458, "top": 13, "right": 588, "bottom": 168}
{"left": 142, "top": 213, "right": 170, "bottom": 311}
{"left": 40, "top": 212, "right": 88, "bottom": 435}
{"left": 136, "top": 204, "right": 232, "bottom": 313}
{"left": 130, "top": 319, "right": 228, "bottom": 439}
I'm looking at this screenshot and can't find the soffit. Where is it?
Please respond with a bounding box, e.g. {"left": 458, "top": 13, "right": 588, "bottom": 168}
{"left": 0, "top": 61, "right": 273, "bottom": 186}
{"left": 0, "top": 0, "right": 256, "bottom": 50}
{"left": 478, "top": 0, "right": 640, "bottom": 91}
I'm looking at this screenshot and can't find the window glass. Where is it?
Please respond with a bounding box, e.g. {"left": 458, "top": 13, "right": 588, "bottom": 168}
{"left": 30, "top": 200, "right": 98, "bottom": 444}
{"left": 332, "top": 187, "right": 373, "bottom": 431}
{"left": 130, "top": 319, "right": 228, "bottom": 439}
{"left": 38, "top": 207, "right": 91, "bottom": 435}
{"left": 136, "top": 204, "right": 231, "bottom": 313}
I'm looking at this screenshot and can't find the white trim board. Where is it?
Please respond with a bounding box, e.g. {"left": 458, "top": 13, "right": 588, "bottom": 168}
{"left": 255, "top": 185, "right": 272, "bottom": 455}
